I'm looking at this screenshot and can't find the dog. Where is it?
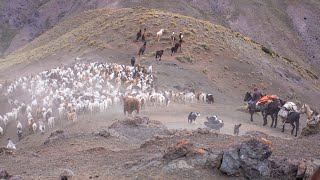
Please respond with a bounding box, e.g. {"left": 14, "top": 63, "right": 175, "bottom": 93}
{"left": 234, "top": 124, "right": 242, "bottom": 136}
{"left": 188, "top": 112, "right": 200, "bottom": 124}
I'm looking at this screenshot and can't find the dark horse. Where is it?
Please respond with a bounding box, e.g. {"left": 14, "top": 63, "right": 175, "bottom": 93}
{"left": 282, "top": 111, "right": 300, "bottom": 137}
{"left": 244, "top": 92, "right": 285, "bottom": 128}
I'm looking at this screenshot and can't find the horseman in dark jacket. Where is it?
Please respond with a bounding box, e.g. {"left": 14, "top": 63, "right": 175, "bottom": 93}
{"left": 249, "top": 87, "right": 263, "bottom": 106}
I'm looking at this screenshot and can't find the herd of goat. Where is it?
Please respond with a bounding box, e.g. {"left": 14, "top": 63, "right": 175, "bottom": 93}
{"left": 0, "top": 61, "right": 215, "bottom": 140}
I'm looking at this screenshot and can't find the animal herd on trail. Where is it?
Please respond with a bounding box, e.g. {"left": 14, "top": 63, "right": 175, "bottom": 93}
{"left": 135, "top": 28, "right": 184, "bottom": 61}
{"left": 244, "top": 87, "right": 319, "bottom": 137}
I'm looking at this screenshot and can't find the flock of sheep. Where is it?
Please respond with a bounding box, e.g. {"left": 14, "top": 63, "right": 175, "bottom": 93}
{"left": 0, "top": 60, "right": 212, "bottom": 143}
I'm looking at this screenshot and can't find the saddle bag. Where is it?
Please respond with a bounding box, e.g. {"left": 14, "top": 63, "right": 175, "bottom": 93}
{"left": 278, "top": 108, "right": 289, "bottom": 119}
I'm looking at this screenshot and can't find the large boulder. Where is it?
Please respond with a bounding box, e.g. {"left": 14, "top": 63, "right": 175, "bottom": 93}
{"left": 220, "top": 146, "right": 241, "bottom": 176}
{"left": 220, "top": 138, "right": 273, "bottom": 179}
{"left": 239, "top": 138, "right": 272, "bottom": 179}
{"left": 301, "top": 124, "right": 320, "bottom": 136}
{"left": 269, "top": 157, "right": 298, "bottom": 179}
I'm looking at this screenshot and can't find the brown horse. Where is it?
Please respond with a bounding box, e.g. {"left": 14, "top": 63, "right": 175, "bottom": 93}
{"left": 123, "top": 97, "right": 140, "bottom": 116}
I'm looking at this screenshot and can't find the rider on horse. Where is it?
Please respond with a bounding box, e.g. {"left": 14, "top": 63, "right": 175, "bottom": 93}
{"left": 248, "top": 87, "right": 263, "bottom": 107}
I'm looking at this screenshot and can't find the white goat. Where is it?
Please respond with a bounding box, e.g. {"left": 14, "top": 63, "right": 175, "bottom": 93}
{"left": 39, "top": 121, "right": 45, "bottom": 135}
{"left": 17, "top": 121, "right": 22, "bottom": 130}
{"left": 7, "top": 139, "right": 16, "bottom": 150}
{"left": 0, "top": 126, "right": 3, "bottom": 135}
{"left": 32, "top": 122, "right": 37, "bottom": 133}
{"left": 48, "top": 117, "right": 55, "bottom": 129}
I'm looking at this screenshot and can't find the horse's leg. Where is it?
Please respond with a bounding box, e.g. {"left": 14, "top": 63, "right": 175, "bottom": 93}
{"left": 274, "top": 113, "right": 278, "bottom": 128}
{"left": 270, "top": 113, "right": 274, "bottom": 128}
{"left": 263, "top": 112, "right": 268, "bottom": 126}
{"left": 295, "top": 119, "right": 299, "bottom": 137}
{"left": 290, "top": 122, "right": 295, "bottom": 135}
{"left": 250, "top": 109, "right": 254, "bottom": 122}
{"left": 282, "top": 123, "right": 285, "bottom": 132}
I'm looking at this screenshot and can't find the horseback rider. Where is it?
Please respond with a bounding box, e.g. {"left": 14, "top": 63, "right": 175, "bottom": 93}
{"left": 249, "top": 87, "right": 263, "bottom": 106}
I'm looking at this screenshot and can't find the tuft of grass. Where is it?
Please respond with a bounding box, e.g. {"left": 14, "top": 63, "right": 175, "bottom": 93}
{"left": 202, "top": 69, "right": 208, "bottom": 75}
{"left": 176, "top": 55, "right": 195, "bottom": 63}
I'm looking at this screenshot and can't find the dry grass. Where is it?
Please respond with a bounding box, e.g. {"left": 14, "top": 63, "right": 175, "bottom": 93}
{"left": 0, "top": 6, "right": 317, "bottom": 90}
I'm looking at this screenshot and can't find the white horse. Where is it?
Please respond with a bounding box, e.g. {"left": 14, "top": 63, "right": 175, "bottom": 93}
{"left": 156, "top": 29, "right": 164, "bottom": 41}
{"left": 300, "top": 103, "right": 318, "bottom": 124}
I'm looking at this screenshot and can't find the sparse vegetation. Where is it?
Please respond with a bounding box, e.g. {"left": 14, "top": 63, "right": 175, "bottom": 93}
{"left": 176, "top": 55, "right": 195, "bottom": 63}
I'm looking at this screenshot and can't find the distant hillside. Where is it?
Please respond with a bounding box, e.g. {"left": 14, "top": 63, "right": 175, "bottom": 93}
{"left": 0, "top": 0, "right": 319, "bottom": 73}
{"left": 0, "top": 7, "right": 319, "bottom": 107}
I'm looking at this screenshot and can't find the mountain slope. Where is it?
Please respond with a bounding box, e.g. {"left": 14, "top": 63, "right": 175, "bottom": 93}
{"left": 0, "top": 7, "right": 319, "bottom": 107}
{"left": 0, "top": 0, "right": 320, "bottom": 73}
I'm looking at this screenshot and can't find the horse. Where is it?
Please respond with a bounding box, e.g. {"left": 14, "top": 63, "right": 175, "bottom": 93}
{"left": 282, "top": 111, "right": 300, "bottom": 137}
{"left": 142, "top": 28, "right": 146, "bottom": 41}
{"left": 131, "top": 57, "right": 136, "bottom": 67}
{"left": 171, "top": 42, "right": 181, "bottom": 56}
{"left": 138, "top": 42, "right": 147, "bottom": 56}
{"left": 156, "top": 29, "right": 164, "bottom": 41}
{"left": 244, "top": 92, "right": 284, "bottom": 127}
{"left": 155, "top": 50, "right": 164, "bottom": 61}
{"left": 123, "top": 97, "right": 140, "bottom": 116}
{"left": 300, "top": 103, "right": 318, "bottom": 121}
{"left": 171, "top": 32, "right": 176, "bottom": 45}
{"left": 136, "top": 29, "right": 142, "bottom": 41}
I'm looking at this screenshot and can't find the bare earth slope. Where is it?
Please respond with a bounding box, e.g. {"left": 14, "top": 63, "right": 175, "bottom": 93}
{"left": 0, "top": 7, "right": 319, "bottom": 107}
{"left": 1, "top": 0, "right": 319, "bottom": 73}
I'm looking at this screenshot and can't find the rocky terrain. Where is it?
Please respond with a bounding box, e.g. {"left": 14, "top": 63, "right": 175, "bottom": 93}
{"left": 0, "top": 4, "right": 319, "bottom": 180}
{"left": 1, "top": 0, "right": 320, "bottom": 73}
{"left": 1, "top": 117, "right": 319, "bottom": 179}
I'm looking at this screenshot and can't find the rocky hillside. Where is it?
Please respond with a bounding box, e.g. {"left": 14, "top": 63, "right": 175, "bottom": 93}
{"left": 1, "top": 0, "right": 320, "bottom": 73}
{"left": 0, "top": 7, "right": 319, "bottom": 107}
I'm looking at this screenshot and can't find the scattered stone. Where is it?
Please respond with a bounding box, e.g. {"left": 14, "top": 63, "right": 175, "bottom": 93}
{"left": 269, "top": 157, "right": 298, "bottom": 179}
{"left": 296, "top": 161, "right": 307, "bottom": 179}
{"left": 301, "top": 124, "right": 320, "bottom": 136}
{"left": 109, "top": 116, "right": 170, "bottom": 144}
{"left": 304, "top": 160, "right": 319, "bottom": 180}
{"left": 163, "top": 140, "right": 193, "bottom": 161}
{"left": 163, "top": 160, "right": 194, "bottom": 173}
{"left": 0, "top": 147, "right": 15, "bottom": 155}
{"left": 195, "top": 128, "right": 210, "bottom": 134}
{"left": 0, "top": 169, "right": 9, "bottom": 179}
{"left": 60, "top": 169, "right": 75, "bottom": 179}
{"left": 8, "top": 175, "right": 23, "bottom": 180}
{"left": 97, "top": 129, "right": 111, "bottom": 138}
{"left": 44, "top": 130, "right": 66, "bottom": 145}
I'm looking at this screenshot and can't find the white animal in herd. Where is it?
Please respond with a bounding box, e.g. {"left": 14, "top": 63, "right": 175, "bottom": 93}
{"left": 157, "top": 29, "right": 164, "bottom": 41}
{"left": 0, "top": 126, "right": 3, "bottom": 136}
{"left": 7, "top": 139, "right": 16, "bottom": 150}
{"left": 39, "top": 121, "right": 45, "bottom": 135}
{"left": 48, "top": 117, "right": 55, "bottom": 129}
{"left": 32, "top": 122, "right": 37, "bottom": 133}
